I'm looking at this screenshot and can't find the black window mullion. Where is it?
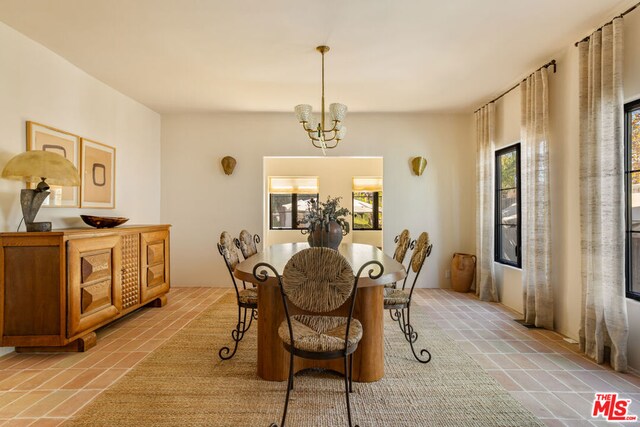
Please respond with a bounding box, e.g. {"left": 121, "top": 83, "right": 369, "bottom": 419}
{"left": 495, "top": 144, "right": 521, "bottom": 268}
{"left": 624, "top": 100, "right": 640, "bottom": 301}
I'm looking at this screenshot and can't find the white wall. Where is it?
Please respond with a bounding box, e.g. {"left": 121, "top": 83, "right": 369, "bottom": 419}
{"left": 488, "top": 10, "right": 640, "bottom": 372}
{"left": 263, "top": 156, "right": 383, "bottom": 247}
{"left": 0, "top": 21, "right": 161, "bottom": 231}
{"left": 161, "top": 113, "right": 475, "bottom": 289}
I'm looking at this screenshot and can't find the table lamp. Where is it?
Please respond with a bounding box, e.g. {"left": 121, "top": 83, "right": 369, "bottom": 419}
{"left": 2, "top": 150, "right": 81, "bottom": 232}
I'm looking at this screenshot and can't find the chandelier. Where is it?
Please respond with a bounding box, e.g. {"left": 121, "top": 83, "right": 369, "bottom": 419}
{"left": 294, "top": 46, "right": 347, "bottom": 154}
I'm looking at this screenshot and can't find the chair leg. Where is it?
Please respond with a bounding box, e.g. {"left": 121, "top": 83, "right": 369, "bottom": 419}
{"left": 343, "top": 355, "right": 355, "bottom": 427}
{"left": 400, "top": 306, "right": 432, "bottom": 364}
{"left": 218, "top": 306, "right": 253, "bottom": 360}
{"left": 279, "top": 351, "right": 294, "bottom": 427}
{"left": 348, "top": 353, "right": 354, "bottom": 393}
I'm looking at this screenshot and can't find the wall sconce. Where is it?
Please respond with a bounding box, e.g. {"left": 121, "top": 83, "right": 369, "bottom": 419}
{"left": 411, "top": 156, "right": 427, "bottom": 176}
{"left": 221, "top": 156, "right": 236, "bottom": 175}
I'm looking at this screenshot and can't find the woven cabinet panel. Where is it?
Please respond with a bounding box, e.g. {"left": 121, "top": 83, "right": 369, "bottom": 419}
{"left": 121, "top": 234, "right": 140, "bottom": 309}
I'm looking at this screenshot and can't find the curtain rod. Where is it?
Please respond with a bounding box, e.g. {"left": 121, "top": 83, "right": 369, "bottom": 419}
{"left": 574, "top": 1, "right": 640, "bottom": 46}
{"left": 474, "top": 59, "right": 556, "bottom": 114}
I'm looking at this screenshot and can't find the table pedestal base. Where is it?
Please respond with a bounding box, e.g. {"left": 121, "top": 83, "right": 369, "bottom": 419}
{"left": 257, "top": 283, "right": 384, "bottom": 382}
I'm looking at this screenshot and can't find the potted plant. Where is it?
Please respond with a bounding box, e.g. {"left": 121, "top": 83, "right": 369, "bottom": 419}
{"left": 300, "top": 196, "right": 351, "bottom": 249}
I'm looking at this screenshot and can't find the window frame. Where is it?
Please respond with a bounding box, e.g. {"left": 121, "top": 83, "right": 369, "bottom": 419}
{"left": 494, "top": 143, "right": 522, "bottom": 268}
{"left": 352, "top": 191, "right": 382, "bottom": 231}
{"left": 268, "top": 193, "right": 318, "bottom": 230}
{"left": 624, "top": 99, "right": 640, "bottom": 301}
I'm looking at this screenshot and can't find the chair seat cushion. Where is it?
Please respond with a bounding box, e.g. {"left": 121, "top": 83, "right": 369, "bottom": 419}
{"left": 384, "top": 288, "right": 410, "bottom": 306}
{"left": 238, "top": 288, "right": 258, "bottom": 305}
{"left": 278, "top": 315, "right": 363, "bottom": 353}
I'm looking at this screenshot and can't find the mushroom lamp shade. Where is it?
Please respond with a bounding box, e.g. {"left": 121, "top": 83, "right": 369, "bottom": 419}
{"left": 1, "top": 150, "right": 81, "bottom": 232}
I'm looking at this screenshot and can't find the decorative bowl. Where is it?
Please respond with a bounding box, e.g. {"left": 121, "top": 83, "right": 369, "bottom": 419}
{"left": 80, "top": 215, "right": 129, "bottom": 229}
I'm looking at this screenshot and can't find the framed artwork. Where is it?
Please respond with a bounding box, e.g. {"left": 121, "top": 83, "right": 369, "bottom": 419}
{"left": 26, "top": 121, "right": 80, "bottom": 207}
{"left": 80, "top": 138, "right": 116, "bottom": 209}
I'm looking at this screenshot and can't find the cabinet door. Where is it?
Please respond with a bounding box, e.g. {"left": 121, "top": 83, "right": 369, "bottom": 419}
{"left": 67, "top": 236, "right": 122, "bottom": 338}
{"left": 121, "top": 233, "right": 141, "bottom": 310}
{"left": 140, "top": 230, "right": 170, "bottom": 303}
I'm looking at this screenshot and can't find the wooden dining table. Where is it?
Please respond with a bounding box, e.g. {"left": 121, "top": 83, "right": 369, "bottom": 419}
{"left": 233, "top": 242, "right": 405, "bottom": 382}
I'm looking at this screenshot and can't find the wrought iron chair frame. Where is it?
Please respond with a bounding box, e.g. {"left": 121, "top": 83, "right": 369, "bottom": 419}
{"left": 254, "top": 252, "right": 383, "bottom": 427}
{"left": 386, "top": 238, "right": 433, "bottom": 364}
{"left": 217, "top": 240, "right": 257, "bottom": 361}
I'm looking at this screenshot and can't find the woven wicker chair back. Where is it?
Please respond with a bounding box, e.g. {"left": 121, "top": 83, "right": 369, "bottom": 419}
{"left": 219, "top": 231, "right": 240, "bottom": 270}
{"left": 411, "top": 232, "right": 430, "bottom": 273}
{"left": 393, "top": 229, "right": 411, "bottom": 263}
{"left": 282, "top": 247, "right": 354, "bottom": 313}
{"left": 238, "top": 229, "right": 258, "bottom": 259}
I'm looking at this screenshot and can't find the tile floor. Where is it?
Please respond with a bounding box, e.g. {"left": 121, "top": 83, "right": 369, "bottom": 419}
{"left": 412, "top": 290, "right": 640, "bottom": 427}
{"left": 0, "top": 287, "right": 637, "bottom": 426}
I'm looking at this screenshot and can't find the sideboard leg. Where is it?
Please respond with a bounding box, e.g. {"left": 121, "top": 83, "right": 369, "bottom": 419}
{"left": 147, "top": 295, "right": 168, "bottom": 308}
{"left": 15, "top": 332, "right": 97, "bottom": 353}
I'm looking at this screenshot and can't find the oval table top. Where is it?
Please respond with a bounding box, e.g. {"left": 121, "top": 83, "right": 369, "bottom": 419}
{"left": 234, "top": 242, "right": 405, "bottom": 287}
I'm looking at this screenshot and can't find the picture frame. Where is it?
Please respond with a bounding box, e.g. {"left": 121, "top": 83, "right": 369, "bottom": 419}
{"left": 26, "top": 121, "right": 80, "bottom": 207}
{"left": 80, "top": 138, "right": 116, "bottom": 209}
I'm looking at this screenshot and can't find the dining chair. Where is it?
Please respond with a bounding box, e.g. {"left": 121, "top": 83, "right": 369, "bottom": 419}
{"left": 253, "top": 247, "right": 383, "bottom": 427}
{"left": 385, "top": 229, "right": 411, "bottom": 289}
{"left": 217, "top": 231, "right": 257, "bottom": 360}
{"left": 384, "top": 231, "right": 433, "bottom": 363}
{"left": 235, "top": 229, "right": 261, "bottom": 260}
{"left": 393, "top": 229, "right": 411, "bottom": 264}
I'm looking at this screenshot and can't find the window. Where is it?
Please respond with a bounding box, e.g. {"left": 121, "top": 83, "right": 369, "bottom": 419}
{"left": 268, "top": 177, "right": 319, "bottom": 230}
{"left": 352, "top": 177, "right": 383, "bottom": 230}
{"left": 495, "top": 144, "right": 521, "bottom": 267}
{"left": 625, "top": 99, "right": 640, "bottom": 300}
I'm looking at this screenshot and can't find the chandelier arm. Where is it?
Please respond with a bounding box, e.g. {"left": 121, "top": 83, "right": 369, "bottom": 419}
{"left": 324, "top": 140, "right": 339, "bottom": 149}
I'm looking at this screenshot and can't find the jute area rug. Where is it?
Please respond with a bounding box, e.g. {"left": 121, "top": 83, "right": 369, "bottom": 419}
{"left": 66, "top": 292, "right": 543, "bottom": 427}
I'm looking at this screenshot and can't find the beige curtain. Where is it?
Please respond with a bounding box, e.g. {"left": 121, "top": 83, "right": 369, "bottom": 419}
{"left": 578, "top": 17, "right": 628, "bottom": 372}
{"left": 520, "top": 70, "right": 553, "bottom": 329}
{"left": 475, "top": 104, "right": 499, "bottom": 302}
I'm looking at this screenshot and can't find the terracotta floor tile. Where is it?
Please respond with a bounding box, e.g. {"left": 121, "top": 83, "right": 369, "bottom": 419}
{"left": 37, "top": 370, "right": 86, "bottom": 390}
{"left": 0, "top": 371, "right": 43, "bottom": 391}
{"left": 506, "top": 370, "right": 547, "bottom": 391}
{"left": 12, "top": 372, "right": 63, "bottom": 391}
{"left": 531, "top": 391, "right": 583, "bottom": 419}
{"left": 486, "top": 370, "right": 523, "bottom": 391}
{"left": 48, "top": 354, "right": 86, "bottom": 370}
{"left": 84, "top": 369, "right": 128, "bottom": 389}
{"left": 67, "top": 352, "right": 110, "bottom": 370}
{"left": 592, "top": 371, "right": 640, "bottom": 393}
{"left": 60, "top": 369, "right": 105, "bottom": 390}
{"left": 0, "top": 391, "right": 50, "bottom": 418}
{"left": 17, "top": 390, "right": 77, "bottom": 418}
{"left": 572, "top": 371, "right": 621, "bottom": 392}
{"left": 528, "top": 370, "right": 573, "bottom": 392}
{"left": 0, "top": 391, "right": 26, "bottom": 410}
{"left": 471, "top": 354, "right": 500, "bottom": 370}
{"left": 553, "top": 392, "right": 596, "bottom": 419}
{"left": 509, "top": 391, "right": 555, "bottom": 418}
{"left": 46, "top": 390, "right": 101, "bottom": 418}
{"left": 1, "top": 418, "right": 36, "bottom": 426}
{"left": 90, "top": 352, "right": 129, "bottom": 369}
{"left": 27, "top": 418, "right": 65, "bottom": 427}
{"left": 112, "top": 352, "right": 148, "bottom": 369}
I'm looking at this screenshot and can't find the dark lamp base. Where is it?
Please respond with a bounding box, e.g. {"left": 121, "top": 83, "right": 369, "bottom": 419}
{"left": 26, "top": 222, "right": 52, "bottom": 232}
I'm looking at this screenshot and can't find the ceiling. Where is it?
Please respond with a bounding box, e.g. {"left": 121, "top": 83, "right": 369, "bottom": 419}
{"left": 0, "top": 0, "right": 635, "bottom": 114}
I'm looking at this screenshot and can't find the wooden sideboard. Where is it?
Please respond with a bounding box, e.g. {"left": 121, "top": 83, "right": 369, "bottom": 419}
{"left": 0, "top": 225, "right": 170, "bottom": 352}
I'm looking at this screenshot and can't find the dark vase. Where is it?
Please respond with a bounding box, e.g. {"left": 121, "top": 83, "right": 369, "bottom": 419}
{"left": 308, "top": 221, "right": 343, "bottom": 249}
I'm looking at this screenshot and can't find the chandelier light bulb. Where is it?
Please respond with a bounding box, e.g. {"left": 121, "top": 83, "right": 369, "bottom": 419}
{"left": 295, "top": 104, "right": 312, "bottom": 122}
